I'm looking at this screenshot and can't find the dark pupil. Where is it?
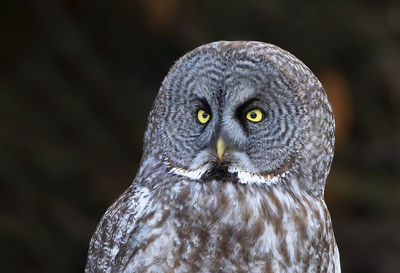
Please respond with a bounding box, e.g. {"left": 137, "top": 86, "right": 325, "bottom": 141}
{"left": 250, "top": 112, "right": 257, "bottom": 119}
{"left": 202, "top": 112, "right": 208, "bottom": 119}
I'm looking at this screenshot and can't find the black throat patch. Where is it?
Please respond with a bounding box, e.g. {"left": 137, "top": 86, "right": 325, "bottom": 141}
{"left": 201, "top": 163, "right": 239, "bottom": 183}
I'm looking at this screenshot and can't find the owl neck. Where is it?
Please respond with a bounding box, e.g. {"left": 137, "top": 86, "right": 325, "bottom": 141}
{"left": 147, "top": 177, "right": 320, "bottom": 225}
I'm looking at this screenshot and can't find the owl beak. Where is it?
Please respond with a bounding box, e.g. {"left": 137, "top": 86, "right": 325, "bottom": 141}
{"left": 216, "top": 137, "right": 225, "bottom": 160}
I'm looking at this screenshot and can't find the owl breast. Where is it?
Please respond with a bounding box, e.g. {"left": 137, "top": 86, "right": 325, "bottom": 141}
{"left": 119, "top": 179, "right": 338, "bottom": 273}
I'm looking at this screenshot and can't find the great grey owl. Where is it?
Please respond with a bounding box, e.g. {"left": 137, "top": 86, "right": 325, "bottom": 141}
{"left": 85, "top": 41, "right": 340, "bottom": 272}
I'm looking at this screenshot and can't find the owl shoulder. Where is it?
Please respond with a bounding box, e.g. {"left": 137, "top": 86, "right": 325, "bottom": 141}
{"left": 85, "top": 182, "right": 151, "bottom": 272}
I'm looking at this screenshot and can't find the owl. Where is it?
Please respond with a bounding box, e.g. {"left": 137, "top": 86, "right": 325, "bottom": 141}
{"left": 85, "top": 41, "right": 340, "bottom": 272}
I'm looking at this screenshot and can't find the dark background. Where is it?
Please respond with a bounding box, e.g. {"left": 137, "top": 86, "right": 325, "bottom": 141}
{"left": 1, "top": 0, "right": 399, "bottom": 272}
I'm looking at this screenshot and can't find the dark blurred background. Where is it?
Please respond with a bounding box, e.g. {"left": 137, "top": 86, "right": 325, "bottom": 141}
{"left": 1, "top": 0, "right": 399, "bottom": 272}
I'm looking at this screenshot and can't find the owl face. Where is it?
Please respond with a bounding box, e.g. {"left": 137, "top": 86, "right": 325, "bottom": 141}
{"left": 158, "top": 47, "right": 304, "bottom": 185}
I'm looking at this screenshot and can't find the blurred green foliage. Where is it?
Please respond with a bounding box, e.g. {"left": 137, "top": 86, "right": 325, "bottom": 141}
{"left": 0, "top": 0, "right": 399, "bottom": 272}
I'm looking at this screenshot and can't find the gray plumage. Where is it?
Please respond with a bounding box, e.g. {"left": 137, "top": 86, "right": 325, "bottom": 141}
{"left": 85, "top": 41, "right": 340, "bottom": 272}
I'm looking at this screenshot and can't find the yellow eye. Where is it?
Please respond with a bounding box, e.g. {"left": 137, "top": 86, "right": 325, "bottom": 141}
{"left": 246, "top": 109, "right": 263, "bottom": 122}
{"left": 197, "top": 109, "right": 210, "bottom": 124}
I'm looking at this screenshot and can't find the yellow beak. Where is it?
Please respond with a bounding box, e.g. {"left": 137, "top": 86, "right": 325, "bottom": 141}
{"left": 216, "top": 137, "right": 225, "bottom": 160}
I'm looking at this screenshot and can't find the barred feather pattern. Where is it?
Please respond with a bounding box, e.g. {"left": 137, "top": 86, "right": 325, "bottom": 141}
{"left": 85, "top": 41, "right": 340, "bottom": 272}
{"left": 86, "top": 171, "right": 339, "bottom": 272}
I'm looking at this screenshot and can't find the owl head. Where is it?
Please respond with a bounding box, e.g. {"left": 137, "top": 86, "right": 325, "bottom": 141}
{"left": 142, "top": 41, "right": 334, "bottom": 197}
